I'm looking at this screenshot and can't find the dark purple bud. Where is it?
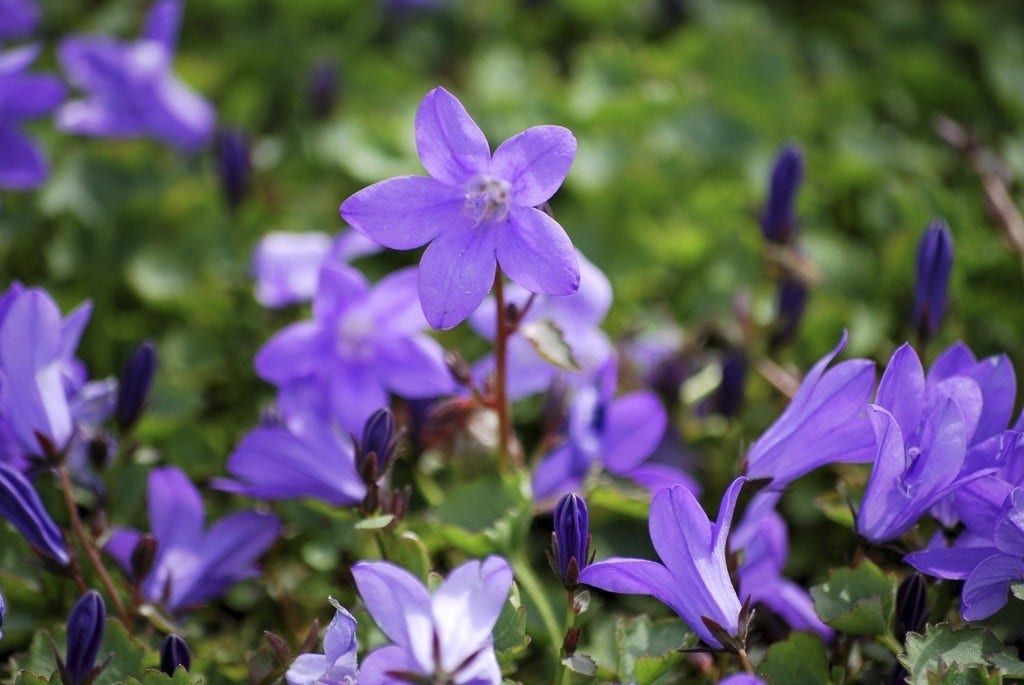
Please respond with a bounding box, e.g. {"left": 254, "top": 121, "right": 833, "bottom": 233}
{"left": 307, "top": 62, "right": 339, "bottom": 120}
{"left": 913, "top": 219, "right": 953, "bottom": 340}
{"left": 0, "top": 463, "right": 70, "bottom": 566}
{"left": 359, "top": 409, "right": 396, "bottom": 484}
{"left": 713, "top": 351, "right": 747, "bottom": 418}
{"left": 116, "top": 340, "right": 156, "bottom": 430}
{"left": 65, "top": 591, "right": 105, "bottom": 685}
{"left": 160, "top": 634, "right": 191, "bottom": 675}
{"left": 760, "top": 144, "right": 803, "bottom": 245}
{"left": 130, "top": 534, "right": 158, "bottom": 582}
{"left": 769, "top": 278, "right": 808, "bottom": 350}
{"left": 895, "top": 572, "right": 928, "bottom": 640}
{"left": 216, "top": 128, "right": 251, "bottom": 212}
{"left": 552, "top": 493, "right": 591, "bottom": 589}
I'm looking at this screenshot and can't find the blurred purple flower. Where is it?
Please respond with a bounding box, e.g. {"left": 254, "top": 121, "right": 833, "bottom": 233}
{"left": 105, "top": 466, "right": 280, "bottom": 612}
{"left": 252, "top": 230, "right": 381, "bottom": 308}
{"left": 216, "top": 127, "right": 250, "bottom": 211}
{"left": 0, "top": 45, "right": 66, "bottom": 198}
{"left": 255, "top": 263, "right": 456, "bottom": 434}
{"left": 286, "top": 603, "right": 359, "bottom": 685}
{"left": 744, "top": 331, "right": 875, "bottom": 486}
{"left": 769, "top": 278, "right": 808, "bottom": 349}
{"left": 341, "top": 86, "right": 579, "bottom": 330}
{"left": 307, "top": 62, "right": 339, "bottom": 120}
{"left": 469, "top": 249, "right": 613, "bottom": 398}
{"left": 719, "top": 677, "right": 767, "bottom": 685}
{"left": 115, "top": 339, "right": 156, "bottom": 430}
{"left": 914, "top": 219, "right": 953, "bottom": 340}
{"left": 0, "top": 462, "right": 70, "bottom": 565}
{"left": 0, "top": 0, "right": 40, "bottom": 41}
{"left": 56, "top": 0, "right": 215, "bottom": 152}
{"left": 352, "top": 556, "right": 511, "bottom": 684}
{"left": 580, "top": 478, "right": 746, "bottom": 649}
{"left": 759, "top": 144, "right": 802, "bottom": 245}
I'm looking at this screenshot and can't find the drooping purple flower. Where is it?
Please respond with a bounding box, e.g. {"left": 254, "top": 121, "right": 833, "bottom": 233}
{"left": 255, "top": 263, "right": 456, "bottom": 434}
{"left": 0, "top": 462, "right": 70, "bottom": 565}
{"left": 743, "top": 331, "right": 875, "bottom": 486}
{"left": 286, "top": 604, "right": 359, "bottom": 685}
{"left": 56, "top": 0, "right": 215, "bottom": 152}
{"left": 159, "top": 634, "right": 191, "bottom": 676}
{"left": 913, "top": 219, "right": 953, "bottom": 340}
{"left": 341, "top": 86, "right": 580, "bottom": 330}
{"left": 105, "top": 467, "right": 280, "bottom": 612}
{"left": 352, "top": 556, "right": 512, "bottom": 684}
{"left": 469, "top": 249, "right": 613, "bottom": 399}
{"left": 580, "top": 478, "right": 746, "bottom": 649}
{"left": 115, "top": 340, "right": 156, "bottom": 430}
{"left": 759, "top": 144, "right": 803, "bottom": 245}
{"left": 0, "top": 45, "right": 66, "bottom": 198}
{"left": 0, "top": 0, "right": 40, "bottom": 42}
{"left": 252, "top": 230, "right": 381, "bottom": 308}
{"left": 65, "top": 590, "right": 105, "bottom": 685}
{"left": 216, "top": 127, "right": 251, "bottom": 211}
{"left": 551, "top": 493, "right": 591, "bottom": 589}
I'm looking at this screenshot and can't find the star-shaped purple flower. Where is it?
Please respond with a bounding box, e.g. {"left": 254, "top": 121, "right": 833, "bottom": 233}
{"left": 341, "top": 86, "right": 580, "bottom": 330}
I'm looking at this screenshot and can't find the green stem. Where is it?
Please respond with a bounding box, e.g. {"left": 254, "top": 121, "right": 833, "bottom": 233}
{"left": 737, "top": 648, "right": 755, "bottom": 675}
{"left": 559, "top": 589, "right": 577, "bottom": 685}
{"left": 511, "top": 552, "right": 562, "bottom": 669}
{"left": 879, "top": 631, "right": 904, "bottom": 656}
{"left": 492, "top": 270, "right": 515, "bottom": 472}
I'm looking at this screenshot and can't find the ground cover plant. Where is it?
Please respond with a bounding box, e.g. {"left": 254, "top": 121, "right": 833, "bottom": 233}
{"left": 2, "top": 0, "right": 1024, "bottom": 683}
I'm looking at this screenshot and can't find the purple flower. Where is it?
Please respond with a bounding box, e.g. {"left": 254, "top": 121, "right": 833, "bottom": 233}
{"left": 744, "top": 331, "right": 875, "bottom": 486}
{"left": 286, "top": 604, "right": 359, "bottom": 685}
{"left": 0, "top": 0, "right": 40, "bottom": 41}
{"left": 0, "top": 45, "right": 66, "bottom": 197}
{"left": 105, "top": 466, "right": 280, "bottom": 612}
{"left": 352, "top": 556, "right": 512, "bottom": 684}
{"left": 65, "top": 590, "right": 105, "bottom": 685}
{"left": 581, "top": 479, "right": 746, "bottom": 648}
{"left": 759, "top": 144, "right": 803, "bottom": 245}
{"left": 469, "top": 249, "right": 613, "bottom": 399}
{"left": 0, "top": 462, "right": 70, "bottom": 565}
{"left": 532, "top": 358, "right": 695, "bottom": 501}
{"left": 255, "top": 263, "right": 456, "bottom": 434}
{"left": 252, "top": 230, "right": 381, "bottom": 309}
{"left": 914, "top": 219, "right": 953, "bottom": 339}
{"left": 341, "top": 86, "right": 580, "bottom": 330}
{"left": 719, "top": 677, "right": 767, "bottom": 685}
{"left": 57, "top": 0, "right": 215, "bottom": 152}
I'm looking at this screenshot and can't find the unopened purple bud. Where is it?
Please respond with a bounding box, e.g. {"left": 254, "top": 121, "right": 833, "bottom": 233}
{"left": 216, "top": 128, "right": 251, "bottom": 212}
{"left": 160, "top": 634, "right": 191, "bottom": 675}
{"left": 760, "top": 144, "right": 803, "bottom": 245}
{"left": 116, "top": 340, "right": 156, "bottom": 430}
{"left": 895, "top": 572, "right": 928, "bottom": 640}
{"left": 552, "top": 493, "right": 590, "bottom": 589}
{"left": 713, "top": 351, "right": 747, "bottom": 418}
{"left": 130, "top": 534, "right": 158, "bottom": 581}
{"left": 359, "top": 408, "right": 396, "bottom": 481}
{"left": 65, "top": 591, "right": 105, "bottom": 685}
{"left": 307, "top": 62, "right": 339, "bottom": 120}
{"left": 913, "top": 219, "right": 953, "bottom": 340}
{"left": 0, "top": 463, "right": 70, "bottom": 566}
{"left": 769, "top": 279, "right": 808, "bottom": 350}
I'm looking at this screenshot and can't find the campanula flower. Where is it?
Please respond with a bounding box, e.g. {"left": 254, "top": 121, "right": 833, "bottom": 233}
{"left": 0, "top": 45, "right": 66, "bottom": 199}
{"left": 0, "top": 462, "right": 70, "bottom": 565}
{"left": 57, "top": 0, "right": 215, "bottom": 152}
{"left": 580, "top": 478, "right": 746, "bottom": 648}
{"left": 744, "top": 331, "right": 875, "bottom": 486}
{"left": 352, "top": 556, "right": 512, "bottom": 684}
{"left": 341, "top": 87, "right": 580, "bottom": 330}
{"left": 286, "top": 604, "right": 359, "bottom": 685}
{"left": 105, "top": 467, "right": 280, "bottom": 612}
{"left": 65, "top": 590, "right": 105, "bottom": 685}
{"left": 760, "top": 144, "right": 803, "bottom": 245}
{"left": 551, "top": 493, "right": 591, "bottom": 589}
{"left": 159, "top": 634, "right": 191, "bottom": 675}
{"left": 913, "top": 219, "right": 953, "bottom": 340}
{"left": 255, "top": 263, "right": 456, "bottom": 433}
{"left": 0, "top": 0, "right": 39, "bottom": 41}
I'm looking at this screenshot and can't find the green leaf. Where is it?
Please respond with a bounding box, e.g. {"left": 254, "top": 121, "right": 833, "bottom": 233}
{"left": 390, "top": 531, "right": 432, "bottom": 581}
{"left": 92, "top": 618, "right": 151, "bottom": 685}
{"left": 521, "top": 319, "right": 581, "bottom": 372}
{"left": 493, "top": 582, "right": 532, "bottom": 670}
{"left": 13, "top": 671, "right": 51, "bottom": 685}
{"left": 563, "top": 654, "right": 598, "bottom": 676}
{"left": 354, "top": 514, "right": 395, "bottom": 530}
{"left": 758, "top": 633, "right": 831, "bottom": 685}
{"left": 9, "top": 630, "right": 58, "bottom": 680}
{"left": 810, "top": 560, "right": 896, "bottom": 635}
{"left": 615, "top": 616, "right": 696, "bottom": 685}
{"left": 126, "top": 666, "right": 195, "bottom": 684}
{"left": 900, "top": 623, "right": 1024, "bottom": 684}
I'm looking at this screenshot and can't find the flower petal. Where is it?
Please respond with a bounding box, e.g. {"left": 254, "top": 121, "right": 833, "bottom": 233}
{"left": 0, "top": 127, "right": 47, "bottom": 189}
{"left": 142, "top": 0, "right": 182, "bottom": 53}
{"left": 414, "top": 87, "right": 490, "bottom": 186}
{"left": 147, "top": 467, "right": 205, "bottom": 556}
{"left": 375, "top": 336, "right": 456, "bottom": 398}
{"left": 432, "top": 556, "right": 512, "bottom": 674}
{"left": 352, "top": 561, "right": 435, "bottom": 672}
{"left": 341, "top": 176, "right": 466, "bottom": 250}
{"left": 489, "top": 125, "right": 576, "bottom": 207}
{"left": 601, "top": 391, "right": 667, "bottom": 474}
{"left": 497, "top": 208, "right": 579, "bottom": 296}
{"left": 875, "top": 343, "right": 924, "bottom": 437}
{"left": 358, "top": 645, "right": 421, "bottom": 685}
{"left": 531, "top": 442, "right": 587, "bottom": 502}
{"left": 254, "top": 321, "right": 324, "bottom": 385}
{"left": 418, "top": 226, "right": 496, "bottom": 330}
{"left": 962, "top": 553, "right": 1022, "bottom": 621}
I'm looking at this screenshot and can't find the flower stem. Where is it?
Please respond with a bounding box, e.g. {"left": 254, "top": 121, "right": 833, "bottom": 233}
{"left": 558, "top": 589, "right": 578, "bottom": 685}
{"left": 511, "top": 552, "right": 562, "bottom": 669}
{"left": 879, "top": 631, "right": 904, "bottom": 656}
{"left": 737, "top": 648, "right": 755, "bottom": 675}
{"left": 57, "top": 465, "right": 131, "bottom": 627}
{"left": 492, "top": 270, "right": 518, "bottom": 471}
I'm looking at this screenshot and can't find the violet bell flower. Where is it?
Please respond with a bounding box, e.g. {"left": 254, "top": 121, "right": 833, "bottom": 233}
{"left": 105, "top": 466, "right": 280, "bottom": 612}
{"left": 341, "top": 86, "right": 580, "bottom": 330}
{"left": 286, "top": 603, "right": 359, "bottom": 685}
{"left": 352, "top": 556, "right": 512, "bottom": 684}
{"left": 580, "top": 478, "right": 747, "bottom": 649}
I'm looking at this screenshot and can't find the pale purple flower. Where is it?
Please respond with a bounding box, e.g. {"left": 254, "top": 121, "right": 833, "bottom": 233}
{"left": 580, "top": 478, "right": 746, "bottom": 648}
{"left": 352, "top": 556, "right": 512, "bottom": 684}
{"left": 0, "top": 45, "right": 66, "bottom": 197}
{"left": 341, "top": 86, "right": 580, "bottom": 330}
{"left": 744, "top": 331, "right": 875, "bottom": 486}
{"left": 0, "top": 0, "right": 40, "bottom": 41}
{"left": 57, "top": 0, "right": 215, "bottom": 152}
{"left": 255, "top": 263, "right": 456, "bottom": 433}
{"left": 286, "top": 604, "right": 359, "bottom": 685}
{"left": 105, "top": 466, "right": 280, "bottom": 612}
{"left": 252, "top": 230, "right": 381, "bottom": 308}
{"left": 469, "top": 249, "right": 613, "bottom": 399}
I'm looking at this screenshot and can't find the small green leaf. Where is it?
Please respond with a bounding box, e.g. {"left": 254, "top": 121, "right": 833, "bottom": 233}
{"left": 811, "top": 560, "right": 896, "bottom": 635}
{"left": 126, "top": 666, "right": 195, "bottom": 684}
{"left": 493, "top": 582, "right": 531, "bottom": 670}
{"left": 563, "top": 654, "right": 597, "bottom": 676}
{"left": 93, "top": 618, "right": 151, "bottom": 685}
{"left": 521, "top": 320, "right": 581, "bottom": 372}
{"left": 758, "top": 633, "right": 831, "bottom": 685}
{"left": 391, "top": 531, "right": 432, "bottom": 581}
{"left": 354, "top": 514, "right": 395, "bottom": 530}
{"left": 615, "top": 616, "right": 695, "bottom": 684}
{"left": 13, "top": 671, "right": 51, "bottom": 685}
{"left": 1010, "top": 581, "right": 1024, "bottom": 602}
{"left": 900, "top": 623, "right": 1024, "bottom": 684}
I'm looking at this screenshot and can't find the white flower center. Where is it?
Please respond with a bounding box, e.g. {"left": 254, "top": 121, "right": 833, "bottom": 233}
{"left": 336, "top": 309, "right": 375, "bottom": 359}
{"left": 464, "top": 175, "right": 512, "bottom": 224}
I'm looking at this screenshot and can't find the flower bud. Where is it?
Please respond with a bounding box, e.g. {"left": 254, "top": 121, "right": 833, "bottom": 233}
{"left": 159, "top": 634, "right": 191, "bottom": 675}
{"left": 760, "top": 144, "right": 803, "bottom": 245}
{"left": 130, "top": 534, "right": 158, "bottom": 582}
{"left": 358, "top": 408, "right": 397, "bottom": 484}
{"left": 0, "top": 463, "right": 70, "bottom": 566}
{"left": 913, "top": 219, "right": 953, "bottom": 340}
{"left": 713, "top": 351, "right": 747, "bottom": 418}
{"left": 216, "top": 128, "right": 251, "bottom": 213}
{"left": 895, "top": 572, "right": 928, "bottom": 640}
{"left": 307, "top": 62, "right": 339, "bottom": 120}
{"left": 65, "top": 591, "right": 105, "bottom": 685}
{"left": 769, "top": 278, "right": 808, "bottom": 350}
{"left": 116, "top": 340, "right": 156, "bottom": 430}
{"left": 551, "top": 493, "right": 591, "bottom": 589}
